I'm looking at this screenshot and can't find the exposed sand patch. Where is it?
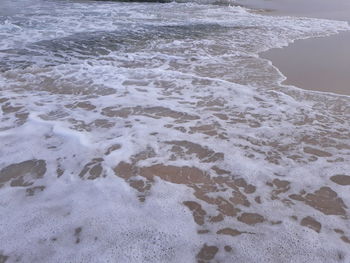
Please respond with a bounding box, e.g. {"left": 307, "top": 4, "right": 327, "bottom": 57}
{"left": 0, "top": 160, "right": 46, "bottom": 188}
{"left": 79, "top": 158, "right": 104, "bottom": 180}
{"left": 102, "top": 106, "right": 200, "bottom": 121}
{"left": 216, "top": 227, "right": 254, "bottom": 237}
{"left": 196, "top": 244, "right": 219, "bottom": 262}
{"left": 237, "top": 213, "right": 265, "bottom": 225}
{"left": 330, "top": 175, "right": 350, "bottom": 186}
{"left": 300, "top": 216, "right": 321, "bottom": 233}
{"left": 303, "top": 147, "right": 332, "bottom": 158}
{"left": 165, "top": 140, "right": 224, "bottom": 163}
{"left": 290, "top": 187, "right": 347, "bottom": 216}
{"left": 183, "top": 201, "right": 206, "bottom": 226}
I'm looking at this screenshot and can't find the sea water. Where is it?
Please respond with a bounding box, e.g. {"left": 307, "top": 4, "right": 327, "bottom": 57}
{"left": 0, "top": 0, "right": 350, "bottom": 262}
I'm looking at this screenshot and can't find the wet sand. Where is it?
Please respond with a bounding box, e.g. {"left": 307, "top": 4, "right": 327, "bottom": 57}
{"left": 236, "top": 0, "right": 350, "bottom": 95}
{"left": 1, "top": 1, "right": 350, "bottom": 261}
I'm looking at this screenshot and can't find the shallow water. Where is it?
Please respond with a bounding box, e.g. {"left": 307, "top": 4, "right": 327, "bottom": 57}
{"left": 0, "top": 0, "right": 350, "bottom": 262}
{"left": 261, "top": 31, "right": 350, "bottom": 95}
{"left": 245, "top": 0, "right": 350, "bottom": 96}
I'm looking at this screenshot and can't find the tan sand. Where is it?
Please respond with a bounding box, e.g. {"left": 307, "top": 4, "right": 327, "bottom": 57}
{"left": 236, "top": 0, "right": 350, "bottom": 95}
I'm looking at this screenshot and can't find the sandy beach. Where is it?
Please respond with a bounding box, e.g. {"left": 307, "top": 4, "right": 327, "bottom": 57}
{"left": 1, "top": 0, "right": 350, "bottom": 262}
{"left": 236, "top": 0, "right": 350, "bottom": 95}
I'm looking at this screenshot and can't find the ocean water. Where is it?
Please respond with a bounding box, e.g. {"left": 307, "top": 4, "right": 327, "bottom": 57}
{"left": 0, "top": 0, "right": 350, "bottom": 262}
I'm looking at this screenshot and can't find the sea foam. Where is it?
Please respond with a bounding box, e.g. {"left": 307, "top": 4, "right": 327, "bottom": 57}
{"left": 0, "top": 0, "right": 350, "bottom": 262}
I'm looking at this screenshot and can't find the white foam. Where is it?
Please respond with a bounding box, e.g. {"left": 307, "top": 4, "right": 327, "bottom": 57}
{"left": 1, "top": 0, "right": 350, "bottom": 262}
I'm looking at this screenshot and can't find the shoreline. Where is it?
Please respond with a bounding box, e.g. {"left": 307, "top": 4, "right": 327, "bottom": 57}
{"left": 236, "top": 0, "right": 350, "bottom": 96}
{"left": 261, "top": 31, "right": 350, "bottom": 96}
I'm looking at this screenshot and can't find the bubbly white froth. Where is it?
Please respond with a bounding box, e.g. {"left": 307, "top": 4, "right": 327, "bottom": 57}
{"left": 0, "top": 0, "right": 350, "bottom": 262}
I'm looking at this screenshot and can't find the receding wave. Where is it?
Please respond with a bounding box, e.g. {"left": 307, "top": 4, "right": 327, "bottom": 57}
{"left": 0, "top": 0, "right": 350, "bottom": 262}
